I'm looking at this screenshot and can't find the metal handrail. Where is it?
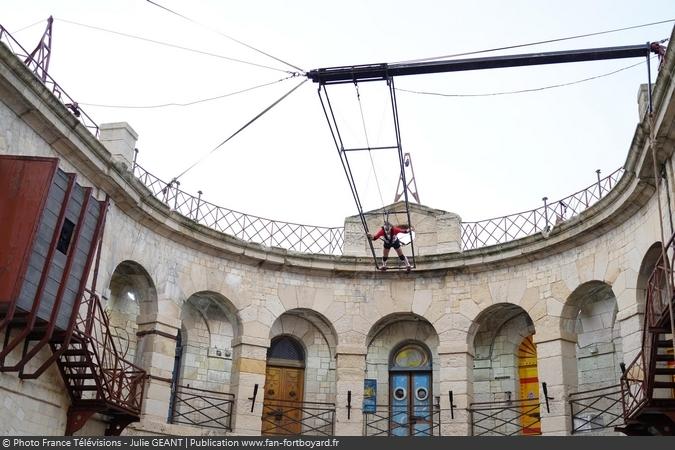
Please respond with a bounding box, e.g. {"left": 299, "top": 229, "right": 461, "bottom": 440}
{"left": 133, "top": 163, "right": 344, "bottom": 255}
{"left": 262, "top": 399, "right": 335, "bottom": 436}
{"left": 460, "top": 168, "right": 625, "bottom": 249}
{"left": 73, "top": 290, "right": 145, "bottom": 414}
{"left": 468, "top": 397, "right": 541, "bottom": 436}
{"left": 363, "top": 403, "right": 441, "bottom": 437}
{"left": 132, "top": 163, "right": 625, "bottom": 255}
{"left": 170, "top": 384, "right": 235, "bottom": 431}
{"left": 569, "top": 384, "right": 623, "bottom": 433}
{"left": 0, "top": 25, "right": 99, "bottom": 137}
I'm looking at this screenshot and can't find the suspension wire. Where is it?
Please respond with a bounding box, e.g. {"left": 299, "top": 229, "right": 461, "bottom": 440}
{"left": 318, "top": 84, "right": 379, "bottom": 268}
{"left": 394, "top": 18, "right": 675, "bottom": 65}
{"left": 388, "top": 76, "right": 416, "bottom": 268}
{"left": 354, "top": 82, "right": 386, "bottom": 210}
{"left": 12, "top": 19, "right": 45, "bottom": 34}
{"left": 58, "top": 18, "right": 294, "bottom": 74}
{"left": 395, "top": 57, "right": 654, "bottom": 98}
{"left": 80, "top": 75, "right": 295, "bottom": 109}
{"left": 171, "top": 78, "right": 307, "bottom": 183}
{"left": 146, "top": 0, "right": 304, "bottom": 73}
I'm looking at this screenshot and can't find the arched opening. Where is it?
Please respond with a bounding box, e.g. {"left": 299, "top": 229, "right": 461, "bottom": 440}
{"left": 264, "top": 309, "right": 338, "bottom": 436}
{"left": 168, "top": 291, "right": 240, "bottom": 430}
{"left": 106, "top": 260, "right": 157, "bottom": 366}
{"left": 564, "top": 281, "right": 623, "bottom": 434}
{"left": 175, "top": 292, "right": 239, "bottom": 391}
{"left": 365, "top": 313, "right": 439, "bottom": 436}
{"left": 563, "top": 282, "right": 622, "bottom": 391}
{"left": 469, "top": 303, "right": 538, "bottom": 436}
{"left": 263, "top": 335, "right": 306, "bottom": 435}
{"left": 637, "top": 242, "right": 665, "bottom": 312}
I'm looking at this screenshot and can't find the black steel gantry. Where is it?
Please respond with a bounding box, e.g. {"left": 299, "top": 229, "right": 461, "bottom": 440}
{"left": 309, "top": 43, "right": 655, "bottom": 270}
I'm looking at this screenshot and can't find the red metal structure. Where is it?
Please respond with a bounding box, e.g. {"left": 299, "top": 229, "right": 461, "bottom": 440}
{"left": 0, "top": 156, "right": 145, "bottom": 435}
{"left": 618, "top": 237, "right": 675, "bottom": 434}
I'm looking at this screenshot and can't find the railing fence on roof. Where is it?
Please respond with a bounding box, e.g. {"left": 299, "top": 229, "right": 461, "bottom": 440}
{"left": 0, "top": 24, "right": 99, "bottom": 137}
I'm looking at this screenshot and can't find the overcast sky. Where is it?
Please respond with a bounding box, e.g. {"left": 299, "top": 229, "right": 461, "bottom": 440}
{"left": 3, "top": 0, "right": 674, "bottom": 228}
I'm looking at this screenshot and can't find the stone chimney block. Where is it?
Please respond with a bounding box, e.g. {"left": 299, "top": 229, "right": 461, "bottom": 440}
{"left": 99, "top": 122, "right": 138, "bottom": 170}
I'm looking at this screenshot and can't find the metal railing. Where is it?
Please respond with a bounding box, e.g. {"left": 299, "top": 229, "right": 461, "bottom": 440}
{"left": 262, "top": 399, "right": 335, "bottom": 436}
{"left": 73, "top": 290, "right": 145, "bottom": 414}
{"left": 363, "top": 404, "right": 441, "bottom": 436}
{"left": 0, "top": 25, "right": 99, "bottom": 137}
{"left": 461, "top": 168, "right": 625, "bottom": 250}
{"left": 133, "top": 164, "right": 344, "bottom": 255}
{"left": 569, "top": 384, "right": 623, "bottom": 434}
{"left": 619, "top": 232, "right": 675, "bottom": 421}
{"left": 132, "top": 163, "right": 625, "bottom": 256}
{"left": 169, "top": 384, "right": 235, "bottom": 431}
{"left": 468, "top": 398, "right": 541, "bottom": 436}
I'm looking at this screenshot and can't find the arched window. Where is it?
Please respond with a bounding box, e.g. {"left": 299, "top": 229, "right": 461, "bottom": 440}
{"left": 390, "top": 342, "right": 431, "bottom": 370}
{"left": 267, "top": 335, "right": 305, "bottom": 367}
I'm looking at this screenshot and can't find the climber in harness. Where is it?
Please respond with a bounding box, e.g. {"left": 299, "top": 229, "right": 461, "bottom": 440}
{"left": 367, "top": 222, "right": 414, "bottom": 272}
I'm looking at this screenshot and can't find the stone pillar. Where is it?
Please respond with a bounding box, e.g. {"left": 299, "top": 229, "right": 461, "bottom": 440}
{"left": 135, "top": 316, "right": 181, "bottom": 424}
{"left": 334, "top": 346, "right": 366, "bottom": 435}
{"left": 99, "top": 122, "right": 138, "bottom": 170}
{"left": 229, "top": 336, "right": 268, "bottom": 435}
{"left": 534, "top": 337, "right": 577, "bottom": 436}
{"left": 438, "top": 343, "right": 473, "bottom": 436}
{"left": 615, "top": 271, "right": 644, "bottom": 365}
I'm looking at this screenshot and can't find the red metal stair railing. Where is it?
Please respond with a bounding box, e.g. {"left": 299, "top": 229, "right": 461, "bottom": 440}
{"left": 618, "top": 235, "right": 675, "bottom": 434}
{"left": 54, "top": 289, "right": 146, "bottom": 435}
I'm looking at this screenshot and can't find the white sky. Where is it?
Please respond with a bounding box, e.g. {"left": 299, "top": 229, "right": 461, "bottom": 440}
{"left": 3, "top": 0, "right": 674, "bottom": 227}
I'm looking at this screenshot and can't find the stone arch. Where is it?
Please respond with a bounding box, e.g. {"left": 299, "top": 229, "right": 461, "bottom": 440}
{"left": 106, "top": 260, "right": 157, "bottom": 365}
{"left": 637, "top": 242, "right": 665, "bottom": 311}
{"left": 268, "top": 309, "right": 338, "bottom": 404}
{"left": 176, "top": 291, "right": 241, "bottom": 392}
{"left": 562, "top": 281, "right": 623, "bottom": 392}
{"left": 468, "top": 303, "right": 536, "bottom": 403}
{"left": 365, "top": 313, "right": 440, "bottom": 406}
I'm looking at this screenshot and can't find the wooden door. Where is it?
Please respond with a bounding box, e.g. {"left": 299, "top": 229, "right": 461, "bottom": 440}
{"left": 518, "top": 335, "right": 541, "bottom": 435}
{"left": 262, "top": 366, "right": 304, "bottom": 435}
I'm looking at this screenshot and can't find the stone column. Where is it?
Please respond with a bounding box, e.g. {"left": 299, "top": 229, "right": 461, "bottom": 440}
{"left": 333, "top": 345, "right": 366, "bottom": 435}
{"left": 615, "top": 270, "right": 644, "bottom": 365}
{"left": 534, "top": 336, "right": 578, "bottom": 435}
{"left": 135, "top": 314, "right": 181, "bottom": 424}
{"left": 229, "top": 336, "right": 269, "bottom": 435}
{"left": 438, "top": 343, "right": 473, "bottom": 436}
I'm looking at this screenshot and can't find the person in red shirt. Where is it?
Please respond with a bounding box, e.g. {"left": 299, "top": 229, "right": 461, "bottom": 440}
{"left": 367, "top": 222, "right": 414, "bottom": 271}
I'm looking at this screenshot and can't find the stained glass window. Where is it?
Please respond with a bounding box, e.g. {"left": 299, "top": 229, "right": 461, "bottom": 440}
{"left": 392, "top": 343, "right": 430, "bottom": 369}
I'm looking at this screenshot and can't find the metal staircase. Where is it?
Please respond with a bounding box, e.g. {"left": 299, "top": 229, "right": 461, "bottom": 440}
{"left": 618, "top": 239, "right": 675, "bottom": 435}
{"left": 53, "top": 290, "right": 146, "bottom": 435}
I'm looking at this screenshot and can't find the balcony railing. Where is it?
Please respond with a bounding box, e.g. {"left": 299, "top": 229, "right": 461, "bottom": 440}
{"left": 460, "top": 168, "right": 624, "bottom": 250}
{"left": 363, "top": 404, "right": 441, "bottom": 436}
{"left": 169, "top": 384, "right": 235, "bottom": 431}
{"left": 0, "top": 24, "right": 99, "bottom": 137}
{"left": 261, "top": 399, "right": 335, "bottom": 436}
{"left": 468, "top": 398, "right": 541, "bottom": 436}
{"left": 569, "top": 384, "right": 623, "bottom": 434}
{"left": 133, "top": 164, "right": 344, "bottom": 255}
{"left": 132, "top": 163, "right": 626, "bottom": 256}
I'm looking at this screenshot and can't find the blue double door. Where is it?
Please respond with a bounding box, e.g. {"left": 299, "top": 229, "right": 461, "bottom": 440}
{"left": 390, "top": 371, "right": 433, "bottom": 436}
